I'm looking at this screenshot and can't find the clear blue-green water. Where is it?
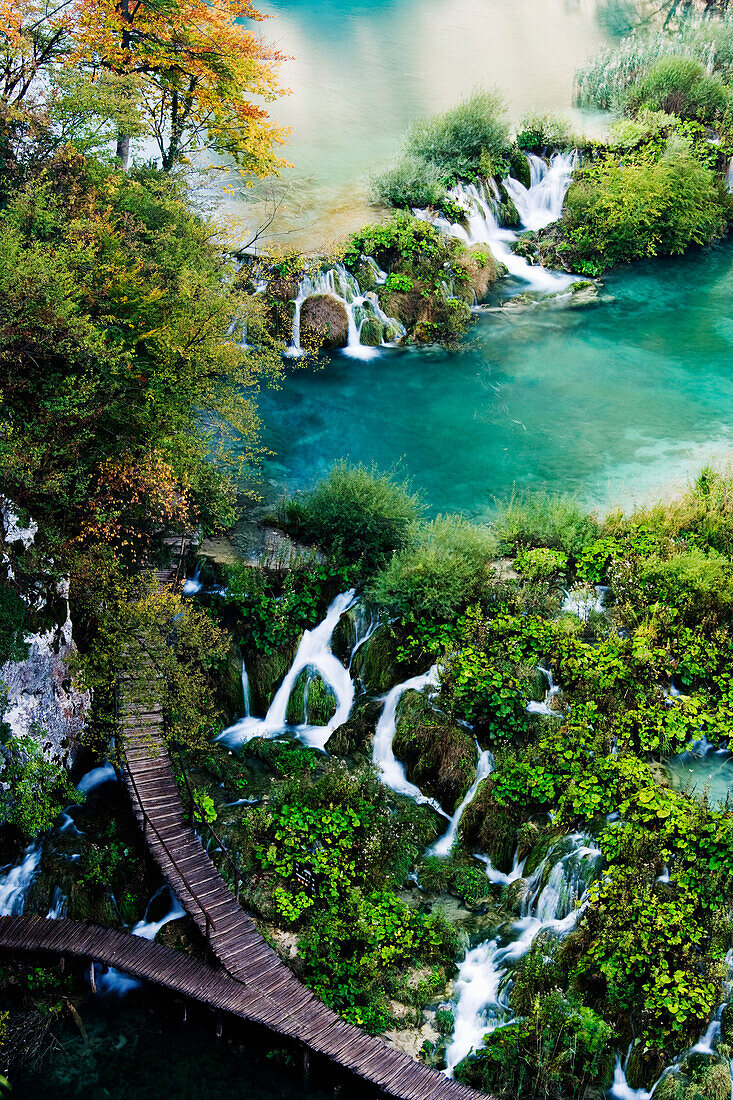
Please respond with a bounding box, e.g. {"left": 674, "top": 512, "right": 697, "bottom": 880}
{"left": 257, "top": 240, "right": 733, "bottom": 517}
{"left": 237, "top": 0, "right": 610, "bottom": 247}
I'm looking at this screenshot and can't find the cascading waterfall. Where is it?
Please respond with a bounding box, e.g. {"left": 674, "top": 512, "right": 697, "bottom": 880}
{"left": 503, "top": 152, "right": 577, "bottom": 232}
{"left": 94, "top": 885, "right": 186, "bottom": 997}
{"left": 372, "top": 667, "right": 448, "bottom": 814}
{"left": 241, "top": 661, "right": 252, "bottom": 719}
{"left": 429, "top": 748, "right": 494, "bottom": 858}
{"left": 287, "top": 263, "right": 406, "bottom": 359}
{"left": 562, "top": 584, "right": 608, "bottom": 621}
{"left": 726, "top": 157, "right": 733, "bottom": 194}
{"left": 527, "top": 665, "right": 564, "bottom": 717}
{"left": 445, "top": 834, "right": 603, "bottom": 1074}
{"left": 476, "top": 848, "right": 526, "bottom": 887}
{"left": 0, "top": 840, "right": 42, "bottom": 916}
{"left": 414, "top": 153, "right": 577, "bottom": 295}
{"left": 218, "top": 590, "right": 360, "bottom": 752}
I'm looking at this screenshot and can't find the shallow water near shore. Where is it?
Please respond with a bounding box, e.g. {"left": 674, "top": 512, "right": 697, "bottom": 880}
{"left": 254, "top": 239, "right": 733, "bottom": 518}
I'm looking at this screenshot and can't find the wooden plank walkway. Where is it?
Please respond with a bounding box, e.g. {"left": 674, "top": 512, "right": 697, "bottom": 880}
{"left": 113, "top": 679, "right": 484, "bottom": 1100}
{"left": 0, "top": 915, "right": 481, "bottom": 1099}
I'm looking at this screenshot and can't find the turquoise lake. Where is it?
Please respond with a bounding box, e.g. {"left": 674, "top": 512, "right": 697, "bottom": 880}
{"left": 256, "top": 239, "right": 733, "bottom": 518}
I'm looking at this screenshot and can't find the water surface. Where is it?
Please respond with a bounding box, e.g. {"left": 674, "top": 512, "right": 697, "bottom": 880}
{"left": 255, "top": 240, "right": 733, "bottom": 517}
{"left": 235, "top": 0, "right": 610, "bottom": 247}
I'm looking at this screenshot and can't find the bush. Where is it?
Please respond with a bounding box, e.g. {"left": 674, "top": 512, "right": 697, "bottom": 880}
{"left": 369, "top": 515, "right": 497, "bottom": 622}
{"left": 576, "top": 19, "right": 733, "bottom": 112}
{"left": 624, "top": 56, "right": 732, "bottom": 121}
{"left": 403, "top": 88, "right": 510, "bottom": 180}
{"left": 639, "top": 547, "right": 733, "bottom": 622}
{"left": 456, "top": 990, "right": 615, "bottom": 1099}
{"left": 607, "top": 108, "right": 679, "bottom": 151}
{"left": 372, "top": 157, "right": 448, "bottom": 210}
{"left": 561, "top": 139, "right": 728, "bottom": 275}
{"left": 515, "top": 547, "right": 568, "bottom": 581}
{"left": 280, "top": 462, "right": 423, "bottom": 571}
{"left": 493, "top": 491, "right": 600, "bottom": 559}
{"left": 516, "top": 111, "right": 576, "bottom": 152}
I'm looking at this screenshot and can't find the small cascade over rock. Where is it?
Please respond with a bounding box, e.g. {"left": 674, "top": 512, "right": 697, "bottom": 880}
{"left": 414, "top": 153, "right": 578, "bottom": 295}
{"left": 726, "top": 156, "right": 733, "bottom": 194}
{"left": 527, "top": 666, "right": 565, "bottom": 716}
{"left": 0, "top": 840, "right": 42, "bottom": 916}
{"left": 445, "top": 833, "right": 602, "bottom": 1073}
{"left": 372, "top": 667, "right": 448, "bottom": 814}
{"left": 218, "top": 590, "right": 361, "bottom": 752}
{"left": 429, "top": 747, "right": 494, "bottom": 858}
{"left": 287, "top": 263, "right": 406, "bottom": 359}
{"left": 503, "top": 152, "right": 577, "bottom": 231}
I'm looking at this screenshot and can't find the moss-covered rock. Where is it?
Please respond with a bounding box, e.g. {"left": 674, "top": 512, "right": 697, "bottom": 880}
{"left": 219, "top": 642, "right": 246, "bottom": 725}
{"left": 326, "top": 697, "right": 383, "bottom": 759}
{"left": 300, "top": 294, "right": 348, "bottom": 349}
{"left": 285, "top": 669, "right": 337, "bottom": 726}
{"left": 351, "top": 626, "right": 399, "bottom": 694}
{"left": 452, "top": 244, "right": 501, "bottom": 304}
{"left": 460, "top": 778, "right": 520, "bottom": 870}
{"left": 392, "top": 690, "right": 478, "bottom": 812}
{"left": 248, "top": 645, "right": 297, "bottom": 717}
{"left": 360, "top": 317, "right": 384, "bottom": 346}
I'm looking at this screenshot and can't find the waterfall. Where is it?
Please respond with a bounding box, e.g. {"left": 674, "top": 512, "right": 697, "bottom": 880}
{"left": 94, "top": 885, "right": 186, "bottom": 997}
{"left": 76, "top": 762, "right": 117, "bottom": 795}
{"left": 429, "top": 747, "right": 494, "bottom": 858}
{"left": 503, "top": 152, "right": 577, "bottom": 232}
{"left": 562, "top": 584, "right": 608, "bottom": 622}
{"left": 182, "top": 566, "right": 203, "bottom": 595}
{"left": 0, "top": 840, "right": 42, "bottom": 916}
{"left": 372, "top": 667, "right": 449, "bottom": 815}
{"left": 287, "top": 263, "right": 406, "bottom": 359}
{"left": 241, "top": 660, "right": 252, "bottom": 719}
{"left": 445, "top": 834, "right": 602, "bottom": 1073}
{"left": 476, "top": 848, "right": 526, "bottom": 887}
{"left": 414, "top": 153, "right": 577, "bottom": 295}
{"left": 726, "top": 157, "right": 733, "bottom": 194}
{"left": 527, "top": 665, "right": 564, "bottom": 717}
{"left": 218, "top": 590, "right": 358, "bottom": 752}
{"left": 46, "top": 886, "right": 67, "bottom": 919}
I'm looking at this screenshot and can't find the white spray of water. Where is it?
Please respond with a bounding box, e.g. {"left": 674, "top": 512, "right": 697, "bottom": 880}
{"left": 0, "top": 841, "right": 42, "bottom": 916}
{"left": 475, "top": 848, "right": 527, "bottom": 887}
{"left": 46, "top": 886, "right": 67, "bottom": 920}
{"left": 94, "top": 885, "right": 186, "bottom": 997}
{"left": 527, "top": 666, "right": 564, "bottom": 717}
{"left": 562, "top": 585, "right": 608, "bottom": 622}
{"left": 414, "top": 154, "right": 577, "bottom": 295}
{"left": 218, "top": 590, "right": 359, "bottom": 752}
{"left": 429, "top": 748, "right": 494, "bottom": 858}
{"left": 726, "top": 157, "right": 733, "bottom": 194}
{"left": 241, "top": 661, "right": 252, "bottom": 719}
{"left": 182, "top": 566, "right": 203, "bottom": 595}
{"left": 287, "top": 264, "right": 405, "bottom": 359}
{"left": 76, "top": 763, "right": 117, "bottom": 795}
{"left": 503, "top": 153, "right": 577, "bottom": 232}
{"left": 445, "top": 835, "right": 602, "bottom": 1074}
{"left": 372, "top": 667, "right": 448, "bottom": 814}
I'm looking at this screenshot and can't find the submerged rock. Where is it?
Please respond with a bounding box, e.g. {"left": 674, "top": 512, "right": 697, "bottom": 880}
{"left": 299, "top": 294, "right": 348, "bottom": 349}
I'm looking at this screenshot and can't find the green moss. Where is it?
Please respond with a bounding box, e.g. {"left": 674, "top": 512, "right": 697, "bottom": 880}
{"left": 284, "top": 670, "right": 337, "bottom": 726}
{"left": 392, "top": 690, "right": 478, "bottom": 812}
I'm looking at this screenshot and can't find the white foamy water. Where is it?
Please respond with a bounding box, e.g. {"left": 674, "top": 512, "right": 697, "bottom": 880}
{"left": 445, "top": 834, "right": 602, "bottom": 1073}
{"left": 414, "top": 153, "right": 578, "bottom": 295}
{"left": 219, "top": 590, "right": 360, "bottom": 751}
{"left": 429, "top": 748, "right": 494, "bottom": 858}
{"left": 288, "top": 263, "right": 405, "bottom": 358}
{"left": 0, "top": 840, "right": 42, "bottom": 916}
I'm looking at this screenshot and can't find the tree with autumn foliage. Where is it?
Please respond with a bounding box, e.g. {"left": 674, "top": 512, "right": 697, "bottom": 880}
{"left": 72, "top": 0, "right": 288, "bottom": 171}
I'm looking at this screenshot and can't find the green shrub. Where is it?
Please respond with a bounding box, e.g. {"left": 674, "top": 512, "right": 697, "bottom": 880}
{"left": 561, "top": 139, "right": 728, "bottom": 275}
{"left": 639, "top": 547, "right": 733, "bottom": 622}
{"left": 403, "top": 88, "right": 510, "bottom": 180}
{"left": 456, "top": 990, "right": 615, "bottom": 1099}
{"left": 369, "top": 515, "right": 497, "bottom": 622}
{"left": 280, "top": 462, "right": 423, "bottom": 571}
{"left": 493, "top": 490, "right": 600, "bottom": 559}
{"left": 516, "top": 111, "right": 576, "bottom": 152}
{"left": 372, "top": 157, "right": 448, "bottom": 210}
{"left": 515, "top": 547, "right": 568, "bottom": 582}
{"left": 607, "top": 108, "right": 679, "bottom": 150}
{"left": 624, "top": 56, "right": 732, "bottom": 121}
{"left": 0, "top": 583, "right": 29, "bottom": 666}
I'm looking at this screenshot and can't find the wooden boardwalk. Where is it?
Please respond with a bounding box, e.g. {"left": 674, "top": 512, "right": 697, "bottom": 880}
{"left": 110, "top": 677, "right": 484, "bottom": 1100}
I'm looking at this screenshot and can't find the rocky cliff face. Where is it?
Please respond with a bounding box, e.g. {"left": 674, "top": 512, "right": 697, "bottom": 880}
{"left": 0, "top": 503, "right": 90, "bottom": 766}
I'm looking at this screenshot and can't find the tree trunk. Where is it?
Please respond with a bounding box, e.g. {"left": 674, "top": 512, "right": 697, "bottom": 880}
{"left": 116, "top": 133, "right": 130, "bottom": 171}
